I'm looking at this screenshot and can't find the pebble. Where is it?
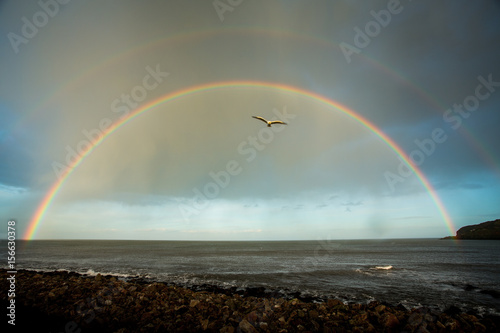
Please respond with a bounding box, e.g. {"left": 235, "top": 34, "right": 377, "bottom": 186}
{"left": 1, "top": 269, "right": 499, "bottom": 333}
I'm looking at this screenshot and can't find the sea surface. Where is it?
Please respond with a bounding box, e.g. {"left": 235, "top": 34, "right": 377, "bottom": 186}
{"left": 6, "top": 239, "right": 500, "bottom": 316}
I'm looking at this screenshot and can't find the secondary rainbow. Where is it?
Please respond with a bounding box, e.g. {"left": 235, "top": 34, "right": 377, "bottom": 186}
{"left": 24, "top": 81, "right": 456, "bottom": 239}
{"left": 23, "top": 27, "right": 499, "bottom": 176}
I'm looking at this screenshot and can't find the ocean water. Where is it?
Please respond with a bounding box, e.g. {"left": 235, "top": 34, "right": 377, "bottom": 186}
{"left": 6, "top": 239, "right": 500, "bottom": 316}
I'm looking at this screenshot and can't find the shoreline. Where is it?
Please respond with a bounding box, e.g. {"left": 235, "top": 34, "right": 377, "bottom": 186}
{"left": 13, "top": 266, "right": 500, "bottom": 315}
{"left": 2, "top": 269, "right": 500, "bottom": 332}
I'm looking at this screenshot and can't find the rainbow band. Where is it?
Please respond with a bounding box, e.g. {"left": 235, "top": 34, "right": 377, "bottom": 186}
{"left": 25, "top": 27, "right": 499, "bottom": 177}
{"left": 24, "top": 81, "right": 456, "bottom": 239}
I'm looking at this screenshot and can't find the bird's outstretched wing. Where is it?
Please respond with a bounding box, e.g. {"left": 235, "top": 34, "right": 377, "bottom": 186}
{"left": 252, "top": 116, "right": 269, "bottom": 124}
{"left": 269, "top": 120, "right": 287, "bottom": 125}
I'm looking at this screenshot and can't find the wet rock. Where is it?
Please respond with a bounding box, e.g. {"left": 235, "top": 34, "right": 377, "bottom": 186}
{"left": 174, "top": 305, "right": 188, "bottom": 313}
{"left": 327, "top": 299, "right": 343, "bottom": 307}
{"left": 445, "top": 318, "right": 460, "bottom": 330}
{"left": 246, "top": 310, "right": 259, "bottom": 322}
{"left": 415, "top": 326, "right": 430, "bottom": 333}
{"left": 407, "top": 312, "right": 423, "bottom": 327}
{"left": 2, "top": 269, "right": 500, "bottom": 333}
{"left": 239, "top": 319, "right": 258, "bottom": 333}
{"left": 381, "top": 313, "right": 400, "bottom": 329}
{"left": 220, "top": 325, "right": 234, "bottom": 333}
{"left": 474, "top": 321, "right": 487, "bottom": 331}
{"left": 396, "top": 303, "right": 407, "bottom": 311}
{"left": 200, "top": 318, "right": 209, "bottom": 330}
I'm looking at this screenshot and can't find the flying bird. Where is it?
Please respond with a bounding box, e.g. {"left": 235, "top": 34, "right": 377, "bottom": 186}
{"left": 252, "top": 116, "right": 287, "bottom": 127}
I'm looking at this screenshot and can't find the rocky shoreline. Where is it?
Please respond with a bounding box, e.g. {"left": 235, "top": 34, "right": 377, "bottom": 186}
{"left": 2, "top": 269, "right": 499, "bottom": 332}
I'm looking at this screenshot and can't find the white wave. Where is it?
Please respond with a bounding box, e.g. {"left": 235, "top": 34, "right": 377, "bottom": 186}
{"left": 21, "top": 268, "right": 50, "bottom": 273}
{"left": 354, "top": 268, "right": 373, "bottom": 276}
{"left": 372, "top": 265, "right": 393, "bottom": 270}
{"left": 81, "top": 269, "right": 138, "bottom": 279}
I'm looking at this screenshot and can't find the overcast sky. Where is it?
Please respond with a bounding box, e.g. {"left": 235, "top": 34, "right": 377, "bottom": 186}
{"left": 1, "top": 0, "right": 499, "bottom": 240}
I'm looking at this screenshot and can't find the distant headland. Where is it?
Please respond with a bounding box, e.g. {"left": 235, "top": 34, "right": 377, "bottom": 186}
{"left": 441, "top": 219, "right": 500, "bottom": 240}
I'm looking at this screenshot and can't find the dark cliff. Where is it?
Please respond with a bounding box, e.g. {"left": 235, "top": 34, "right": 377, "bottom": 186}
{"left": 442, "top": 219, "right": 500, "bottom": 240}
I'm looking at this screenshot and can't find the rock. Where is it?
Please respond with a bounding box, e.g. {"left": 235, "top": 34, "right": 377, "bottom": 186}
{"left": 246, "top": 310, "right": 258, "bottom": 322}
{"left": 445, "top": 319, "right": 460, "bottom": 330}
{"left": 395, "top": 303, "right": 407, "bottom": 311}
{"left": 311, "top": 320, "right": 320, "bottom": 331}
{"left": 2, "top": 269, "right": 500, "bottom": 333}
{"left": 200, "top": 318, "right": 209, "bottom": 330}
{"left": 239, "top": 319, "right": 258, "bottom": 333}
{"left": 381, "top": 313, "right": 400, "bottom": 329}
{"left": 474, "top": 321, "right": 487, "bottom": 331}
{"left": 460, "top": 313, "right": 478, "bottom": 322}
{"left": 220, "top": 325, "right": 234, "bottom": 333}
{"left": 140, "top": 311, "right": 153, "bottom": 322}
{"left": 309, "top": 309, "right": 319, "bottom": 319}
{"left": 407, "top": 312, "right": 423, "bottom": 328}
{"left": 366, "top": 323, "right": 376, "bottom": 332}
{"left": 415, "top": 326, "right": 430, "bottom": 333}
{"left": 174, "top": 305, "right": 188, "bottom": 313}
{"left": 327, "top": 299, "right": 343, "bottom": 307}
{"left": 227, "top": 299, "right": 237, "bottom": 311}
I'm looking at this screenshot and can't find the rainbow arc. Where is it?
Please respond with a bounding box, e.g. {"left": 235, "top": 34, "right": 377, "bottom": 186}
{"left": 24, "top": 81, "right": 456, "bottom": 240}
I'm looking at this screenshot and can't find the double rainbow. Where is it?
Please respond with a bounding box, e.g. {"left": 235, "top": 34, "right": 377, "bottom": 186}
{"left": 24, "top": 81, "right": 456, "bottom": 240}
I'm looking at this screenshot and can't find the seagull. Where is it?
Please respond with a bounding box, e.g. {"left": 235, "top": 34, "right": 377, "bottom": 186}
{"left": 252, "top": 116, "right": 287, "bottom": 127}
